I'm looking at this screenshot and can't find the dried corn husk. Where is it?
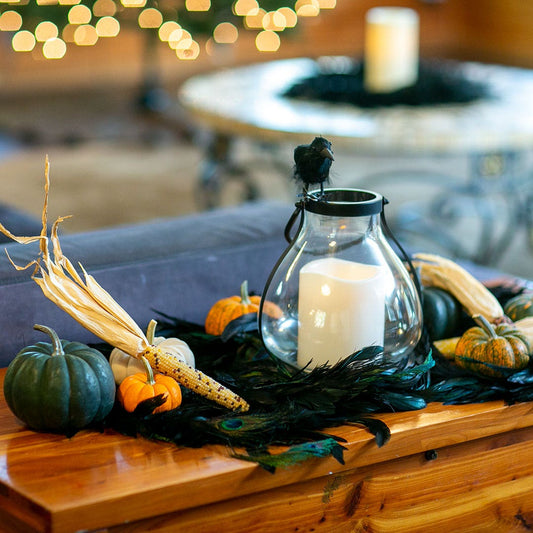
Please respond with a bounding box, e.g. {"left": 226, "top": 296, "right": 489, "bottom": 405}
{"left": 0, "top": 157, "right": 249, "bottom": 412}
{"left": 413, "top": 252, "right": 504, "bottom": 323}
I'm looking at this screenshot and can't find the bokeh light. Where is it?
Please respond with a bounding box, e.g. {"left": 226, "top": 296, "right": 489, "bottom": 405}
{"left": 213, "top": 22, "right": 238, "bottom": 44}
{"left": 176, "top": 39, "right": 200, "bottom": 60}
{"left": 35, "top": 21, "right": 59, "bottom": 42}
{"left": 93, "top": 0, "right": 117, "bottom": 17}
{"left": 262, "top": 10, "right": 285, "bottom": 31}
{"left": 138, "top": 8, "right": 163, "bottom": 29}
{"left": 233, "top": 0, "right": 258, "bottom": 16}
{"left": 1, "top": 1, "right": 336, "bottom": 59}
{"left": 185, "top": 0, "right": 210, "bottom": 11}
{"left": 96, "top": 16, "right": 120, "bottom": 36}
{"left": 159, "top": 21, "right": 181, "bottom": 41}
{"left": 62, "top": 23, "right": 77, "bottom": 42}
{"left": 295, "top": 0, "right": 320, "bottom": 17}
{"left": 0, "top": 11, "right": 22, "bottom": 32}
{"left": 245, "top": 7, "right": 265, "bottom": 29}
{"left": 278, "top": 7, "right": 297, "bottom": 27}
{"left": 43, "top": 37, "right": 67, "bottom": 58}
{"left": 68, "top": 4, "right": 92, "bottom": 24}
{"left": 168, "top": 28, "right": 190, "bottom": 49}
{"left": 121, "top": 0, "right": 146, "bottom": 7}
{"left": 12, "top": 30, "right": 36, "bottom": 52}
{"left": 74, "top": 23, "right": 98, "bottom": 45}
{"left": 255, "top": 29, "right": 280, "bottom": 52}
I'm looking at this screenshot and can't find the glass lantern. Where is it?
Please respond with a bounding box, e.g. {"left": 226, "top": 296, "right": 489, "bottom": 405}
{"left": 259, "top": 188, "right": 422, "bottom": 369}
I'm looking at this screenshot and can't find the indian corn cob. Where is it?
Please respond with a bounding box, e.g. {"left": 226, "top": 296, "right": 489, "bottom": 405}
{"left": 413, "top": 253, "right": 504, "bottom": 323}
{"left": 142, "top": 344, "right": 249, "bottom": 411}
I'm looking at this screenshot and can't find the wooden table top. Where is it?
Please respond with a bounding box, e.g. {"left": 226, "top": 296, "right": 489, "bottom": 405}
{"left": 2, "top": 367, "right": 533, "bottom": 532}
{"left": 178, "top": 57, "right": 533, "bottom": 155}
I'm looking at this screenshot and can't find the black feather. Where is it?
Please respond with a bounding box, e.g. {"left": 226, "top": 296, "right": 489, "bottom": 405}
{"left": 101, "top": 283, "right": 533, "bottom": 470}
{"left": 293, "top": 136, "right": 334, "bottom": 195}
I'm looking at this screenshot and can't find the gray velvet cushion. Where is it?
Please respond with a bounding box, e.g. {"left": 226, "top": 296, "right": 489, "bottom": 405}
{"left": 0, "top": 199, "right": 513, "bottom": 367}
{"left": 0, "top": 203, "right": 42, "bottom": 245}
{"left": 0, "top": 201, "right": 294, "bottom": 366}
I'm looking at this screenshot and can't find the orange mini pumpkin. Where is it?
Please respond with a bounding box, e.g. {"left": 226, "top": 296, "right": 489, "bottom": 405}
{"left": 205, "top": 280, "right": 281, "bottom": 336}
{"left": 118, "top": 356, "right": 182, "bottom": 414}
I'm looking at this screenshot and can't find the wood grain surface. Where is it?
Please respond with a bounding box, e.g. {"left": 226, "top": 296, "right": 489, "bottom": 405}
{"left": 2, "top": 368, "right": 533, "bottom": 532}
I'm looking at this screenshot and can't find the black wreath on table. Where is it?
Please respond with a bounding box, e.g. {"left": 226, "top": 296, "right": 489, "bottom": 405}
{"left": 284, "top": 59, "right": 490, "bottom": 108}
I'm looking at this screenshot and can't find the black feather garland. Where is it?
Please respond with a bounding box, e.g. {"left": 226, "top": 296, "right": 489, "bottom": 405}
{"left": 102, "top": 314, "right": 436, "bottom": 471}
{"left": 100, "top": 285, "right": 533, "bottom": 473}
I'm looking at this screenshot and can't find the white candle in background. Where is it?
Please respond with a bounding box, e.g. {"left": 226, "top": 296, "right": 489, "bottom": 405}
{"left": 364, "top": 7, "right": 419, "bottom": 93}
{"left": 297, "top": 257, "right": 385, "bottom": 369}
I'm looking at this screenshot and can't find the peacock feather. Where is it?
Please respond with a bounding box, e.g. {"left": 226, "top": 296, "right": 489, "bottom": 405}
{"left": 231, "top": 438, "right": 346, "bottom": 473}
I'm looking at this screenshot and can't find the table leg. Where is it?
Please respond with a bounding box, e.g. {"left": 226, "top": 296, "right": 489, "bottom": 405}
{"left": 196, "top": 133, "right": 260, "bottom": 210}
{"left": 359, "top": 151, "right": 529, "bottom": 267}
{"left": 467, "top": 151, "right": 524, "bottom": 264}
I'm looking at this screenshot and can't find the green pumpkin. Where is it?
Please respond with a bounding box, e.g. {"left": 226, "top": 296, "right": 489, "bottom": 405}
{"left": 3, "top": 325, "right": 116, "bottom": 432}
{"left": 422, "top": 287, "right": 462, "bottom": 341}
{"left": 504, "top": 292, "right": 533, "bottom": 322}
{"left": 455, "top": 315, "right": 531, "bottom": 377}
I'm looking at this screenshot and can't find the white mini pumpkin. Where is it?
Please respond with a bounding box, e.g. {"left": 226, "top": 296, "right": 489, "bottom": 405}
{"left": 109, "top": 320, "right": 195, "bottom": 385}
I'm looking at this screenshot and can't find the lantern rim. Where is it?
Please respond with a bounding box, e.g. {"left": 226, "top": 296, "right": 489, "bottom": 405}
{"left": 304, "top": 188, "right": 384, "bottom": 217}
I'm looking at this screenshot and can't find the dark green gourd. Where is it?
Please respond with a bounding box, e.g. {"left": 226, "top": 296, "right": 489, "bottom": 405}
{"left": 422, "top": 287, "right": 462, "bottom": 341}
{"left": 3, "top": 325, "right": 115, "bottom": 432}
{"left": 504, "top": 292, "right": 533, "bottom": 322}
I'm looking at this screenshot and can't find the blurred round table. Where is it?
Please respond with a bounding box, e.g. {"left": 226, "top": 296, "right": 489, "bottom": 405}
{"left": 179, "top": 57, "right": 533, "bottom": 266}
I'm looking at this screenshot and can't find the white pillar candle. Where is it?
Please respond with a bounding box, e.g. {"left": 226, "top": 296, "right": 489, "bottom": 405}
{"left": 297, "top": 257, "right": 385, "bottom": 369}
{"left": 364, "top": 7, "right": 419, "bottom": 93}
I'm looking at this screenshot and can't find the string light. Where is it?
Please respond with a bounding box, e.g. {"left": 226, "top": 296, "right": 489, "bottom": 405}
{"left": 138, "top": 8, "right": 162, "bottom": 29}
{"left": 278, "top": 7, "right": 297, "bottom": 27}
{"left": 233, "top": 0, "right": 258, "bottom": 17}
{"left": 255, "top": 29, "right": 280, "bottom": 52}
{"left": 262, "top": 11, "right": 286, "bottom": 31}
{"left": 121, "top": 0, "right": 146, "bottom": 8}
{"left": 295, "top": 0, "right": 320, "bottom": 17}
{"left": 0, "top": 1, "right": 337, "bottom": 59}
{"left": 73, "top": 23, "right": 98, "bottom": 45}
{"left": 68, "top": 4, "right": 92, "bottom": 24}
{"left": 93, "top": 0, "right": 117, "bottom": 17}
{"left": 213, "top": 22, "right": 238, "bottom": 44}
{"left": 43, "top": 37, "right": 67, "bottom": 58}
{"left": 12, "top": 30, "right": 35, "bottom": 52}
{"left": 175, "top": 38, "right": 199, "bottom": 60}
{"left": 0, "top": 11, "right": 22, "bottom": 32}
{"left": 62, "top": 23, "right": 77, "bottom": 42}
{"left": 35, "top": 21, "right": 58, "bottom": 42}
{"left": 185, "top": 0, "right": 210, "bottom": 11}
{"left": 96, "top": 15, "right": 119, "bottom": 37}
{"left": 158, "top": 20, "right": 180, "bottom": 42}
{"left": 168, "top": 28, "right": 190, "bottom": 49}
{"left": 245, "top": 7, "right": 265, "bottom": 29}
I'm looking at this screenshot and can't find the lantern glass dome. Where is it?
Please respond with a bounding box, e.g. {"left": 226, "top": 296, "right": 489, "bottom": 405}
{"left": 259, "top": 188, "right": 422, "bottom": 369}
